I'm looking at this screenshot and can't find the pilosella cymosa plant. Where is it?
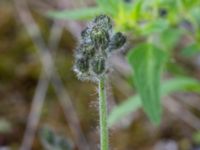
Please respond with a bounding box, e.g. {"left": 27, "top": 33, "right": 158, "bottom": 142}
{"left": 74, "top": 15, "right": 126, "bottom": 150}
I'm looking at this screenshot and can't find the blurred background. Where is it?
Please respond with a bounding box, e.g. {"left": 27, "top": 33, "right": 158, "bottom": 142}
{"left": 1, "top": 0, "right": 200, "bottom": 150}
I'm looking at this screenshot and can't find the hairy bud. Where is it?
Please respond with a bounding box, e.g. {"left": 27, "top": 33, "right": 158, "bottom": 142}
{"left": 80, "top": 43, "right": 95, "bottom": 59}
{"left": 90, "top": 27, "right": 109, "bottom": 49}
{"left": 109, "top": 32, "right": 126, "bottom": 51}
{"left": 81, "top": 27, "right": 91, "bottom": 44}
{"left": 93, "top": 15, "right": 112, "bottom": 31}
{"left": 75, "top": 57, "right": 89, "bottom": 73}
{"left": 92, "top": 57, "right": 106, "bottom": 75}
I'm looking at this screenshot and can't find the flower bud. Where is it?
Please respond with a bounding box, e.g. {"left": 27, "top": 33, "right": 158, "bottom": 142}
{"left": 93, "top": 15, "right": 112, "bottom": 31}
{"left": 91, "top": 57, "right": 106, "bottom": 75}
{"left": 81, "top": 27, "right": 91, "bottom": 44}
{"left": 81, "top": 27, "right": 89, "bottom": 38}
{"left": 90, "top": 26, "right": 109, "bottom": 49}
{"left": 75, "top": 57, "right": 89, "bottom": 73}
{"left": 109, "top": 32, "right": 126, "bottom": 51}
{"left": 79, "top": 43, "right": 95, "bottom": 59}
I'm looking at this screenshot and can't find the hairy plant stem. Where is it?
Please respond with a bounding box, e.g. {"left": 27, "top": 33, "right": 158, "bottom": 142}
{"left": 98, "top": 77, "right": 109, "bottom": 150}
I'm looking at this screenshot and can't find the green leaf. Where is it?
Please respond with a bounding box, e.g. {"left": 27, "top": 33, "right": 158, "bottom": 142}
{"left": 159, "top": 28, "right": 182, "bottom": 51}
{"left": 108, "top": 95, "right": 141, "bottom": 127}
{"left": 130, "top": 0, "right": 144, "bottom": 20}
{"left": 96, "top": 0, "right": 108, "bottom": 7}
{"left": 127, "top": 44, "right": 167, "bottom": 124}
{"left": 190, "top": 7, "right": 200, "bottom": 25}
{"left": 166, "top": 61, "right": 187, "bottom": 76}
{"left": 181, "top": 43, "right": 200, "bottom": 56}
{"left": 162, "top": 77, "right": 200, "bottom": 93}
{"left": 108, "top": 77, "right": 200, "bottom": 127}
{"left": 96, "top": 0, "right": 118, "bottom": 15}
{"left": 47, "top": 7, "right": 103, "bottom": 20}
{"left": 141, "top": 19, "right": 169, "bottom": 35}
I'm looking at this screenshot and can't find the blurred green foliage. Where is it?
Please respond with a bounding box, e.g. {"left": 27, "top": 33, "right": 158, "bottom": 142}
{"left": 127, "top": 44, "right": 167, "bottom": 124}
{"left": 108, "top": 77, "right": 200, "bottom": 127}
{"left": 48, "top": 0, "right": 200, "bottom": 125}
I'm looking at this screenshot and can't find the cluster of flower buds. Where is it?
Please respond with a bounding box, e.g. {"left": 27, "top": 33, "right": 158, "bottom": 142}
{"left": 74, "top": 15, "right": 126, "bottom": 81}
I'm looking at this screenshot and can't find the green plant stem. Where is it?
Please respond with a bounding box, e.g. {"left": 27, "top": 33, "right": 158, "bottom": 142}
{"left": 98, "top": 77, "right": 109, "bottom": 150}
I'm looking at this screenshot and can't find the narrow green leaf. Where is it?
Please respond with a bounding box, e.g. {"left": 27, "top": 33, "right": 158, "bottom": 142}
{"left": 162, "top": 77, "right": 200, "bottom": 93}
{"left": 108, "top": 77, "right": 200, "bottom": 127}
{"left": 108, "top": 95, "right": 141, "bottom": 127}
{"left": 181, "top": 43, "right": 200, "bottom": 56}
{"left": 96, "top": 0, "right": 107, "bottom": 7}
{"left": 47, "top": 7, "right": 103, "bottom": 20}
{"left": 127, "top": 44, "right": 167, "bottom": 124}
{"left": 96, "top": 0, "right": 118, "bottom": 15}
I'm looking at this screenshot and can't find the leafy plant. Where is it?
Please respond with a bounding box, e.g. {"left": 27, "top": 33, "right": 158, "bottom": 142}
{"left": 48, "top": 0, "right": 200, "bottom": 124}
